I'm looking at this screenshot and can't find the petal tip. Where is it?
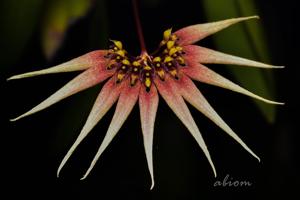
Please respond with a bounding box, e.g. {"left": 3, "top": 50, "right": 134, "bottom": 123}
{"left": 251, "top": 94, "right": 285, "bottom": 105}
{"left": 148, "top": 166, "right": 155, "bottom": 190}
{"left": 57, "top": 166, "right": 62, "bottom": 178}
{"left": 246, "top": 147, "right": 261, "bottom": 162}
{"left": 269, "top": 65, "right": 285, "bottom": 69}
{"left": 266, "top": 65, "right": 285, "bottom": 69}
{"left": 236, "top": 16, "right": 259, "bottom": 22}
{"left": 213, "top": 171, "right": 217, "bottom": 178}
{"left": 10, "top": 117, "right": 19, "bottom": 122}
{"left": 7, "top": 74, "right": 29, "bottom": 80}
{"left": 258, "top": 98, "right": 284, "bottom": 105}
{"left": 7, "top": 73, "right": 36, "bottom": 80}
{"left": 10, "top": 114, "right": 26, "bottom": 122}
{"left": 7, "top": 76, "right": 14, "bottom": 81}
{"left": 252, "top": 153, "right": 261, "bottom": 162}
{"left": 206, "top": 154, "right": 217, "bottom": 179}
{"left": 245, "top": 15, "right": 259, "bottom": 20}
{"left": 257, "top": 157, "right": 261, "bottom": 163}
{"left": 150, "top": 181, "right": 155, "bottom": 190}
{"left": 212, "top": 165, "right": 217, "bottom": 178}
{"left": 6, "top": 73, "right": 33, "bottom": 80}
{"left": 270, "top": 101, "right": 285, "bottom": 105}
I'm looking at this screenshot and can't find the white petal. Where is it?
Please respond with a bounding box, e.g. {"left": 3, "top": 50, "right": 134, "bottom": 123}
{"left": 178, "top": 75, "right": 260, "bottom": 161}
{"left": 139, "top": 85, "right": 159, "bottom": 189}
{"left": 175, "top": 16, "right": 259, "bottom": 45}
{"left": 57, "top": 78, "right": 124, "bottom": 177}
{"left": 184, "top": 45, "right": 284, "bottom": 69}
{"left": 7, "top": 50, "right": 108, "bottom": 80}
{"left": 155, "top": 75, "right": 217, "bottom": 177}
{"left": 10, "top": 65, "right": 114, "bottom": 121}
{"left": 182, "top": 62, "right": 284, "bottom": 105}
{"left": 81, "top": 81, "right": 141, "bottom": 180}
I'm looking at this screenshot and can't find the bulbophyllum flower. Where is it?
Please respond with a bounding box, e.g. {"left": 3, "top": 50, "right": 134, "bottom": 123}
{"left": 8, "top": 15, "right": 283, "bottom": 189}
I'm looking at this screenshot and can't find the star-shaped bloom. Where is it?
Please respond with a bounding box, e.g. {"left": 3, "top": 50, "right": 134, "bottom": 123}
{"left": 9, "top": 16, "right": 283, "bottom": 189}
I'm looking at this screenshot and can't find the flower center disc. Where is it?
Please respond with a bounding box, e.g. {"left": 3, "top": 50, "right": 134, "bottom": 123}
{"left": 104, "top": 29, "right": 186, "bottom": 92}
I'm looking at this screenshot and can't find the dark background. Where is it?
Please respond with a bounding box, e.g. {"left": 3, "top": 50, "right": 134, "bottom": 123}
{"left": 1, "top": 0, "right": 298, "bottom": 199}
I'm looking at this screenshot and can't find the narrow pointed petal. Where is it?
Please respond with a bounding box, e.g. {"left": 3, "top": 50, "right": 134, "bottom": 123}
{"left": 178, "top": 75, "right": 260, "bottom": 161}
{"left": 7, "top": 50, "right": 108, "bottom": 80}
{"left": 182, "top": 62, "right": 284, "bottom": 105}
{"left": 184, "top": 45, "right": 284, "bottom": 68}
{"left": 81, "top": 81, "right": 141, "bottom": 180}
{"left": 139, "top": 85, "right": 159, "bottom": 189}
{"left": 175, "top": 16, "right": 259, "bottom": 46}
{"left": 57, "top": 78, "right": 125, "bottom": 177}
{"left": 10, "top": 66, "right": 115, "bottom": 121}
{"left": 155, "top": 76, "right": 216, "bottom": 177}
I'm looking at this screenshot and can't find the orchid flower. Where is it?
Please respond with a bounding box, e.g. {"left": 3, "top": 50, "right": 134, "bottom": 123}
{"left": 8, "top": 1, "right": 284, "bottom": 189}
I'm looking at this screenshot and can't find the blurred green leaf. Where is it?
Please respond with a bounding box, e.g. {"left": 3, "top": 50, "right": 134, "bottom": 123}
{"left": 0, "top": 0, "right": 43, "bottom": 69}
{"left": 42, "top": 0, "right": 92, "bottom": 59}
{"left": 202, "top": 0, "right": 278, "bottom": 123}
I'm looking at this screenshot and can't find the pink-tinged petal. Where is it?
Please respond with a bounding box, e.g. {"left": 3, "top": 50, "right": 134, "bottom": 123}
{"left": 10, "top": 66, "right": 115, "bottom": 121}
{"left": 139, "top": 84, "right": 159, "bottom": 190}
{"left": 182, "top": 61, "right": 284, "bottom": 105}
{"left": 177, "top": 75, "right": 260, "bottom": 161}
{"left": 81, "top": 80, "right": 141, "bottom": 180}
{"left": 175, "top": 16, "right": 258, "bottom": 46}
{"left": 57, "top": 77, "right": 125, "bottom": 177}
{"left": 184, "top": 45, "right": 284, "bottom": 69}
{"left": 154, "top": 75, "right": 216, "bottom": 177}
{"left": 7, "top": 50, "right": 108, "bottom": 80}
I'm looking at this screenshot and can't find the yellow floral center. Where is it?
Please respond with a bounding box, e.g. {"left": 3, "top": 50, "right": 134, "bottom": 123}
{"left": 105, "top": 29, "right": 186, "bottom": 92}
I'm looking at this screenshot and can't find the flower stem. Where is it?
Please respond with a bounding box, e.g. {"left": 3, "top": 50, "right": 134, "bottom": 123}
{"left": 132, "top": 0, "right": 147, "bottom": 53}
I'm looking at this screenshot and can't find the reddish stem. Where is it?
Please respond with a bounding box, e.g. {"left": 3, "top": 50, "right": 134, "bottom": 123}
{"left": 132, "top": 0, "right": 147, "bottom": 53}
